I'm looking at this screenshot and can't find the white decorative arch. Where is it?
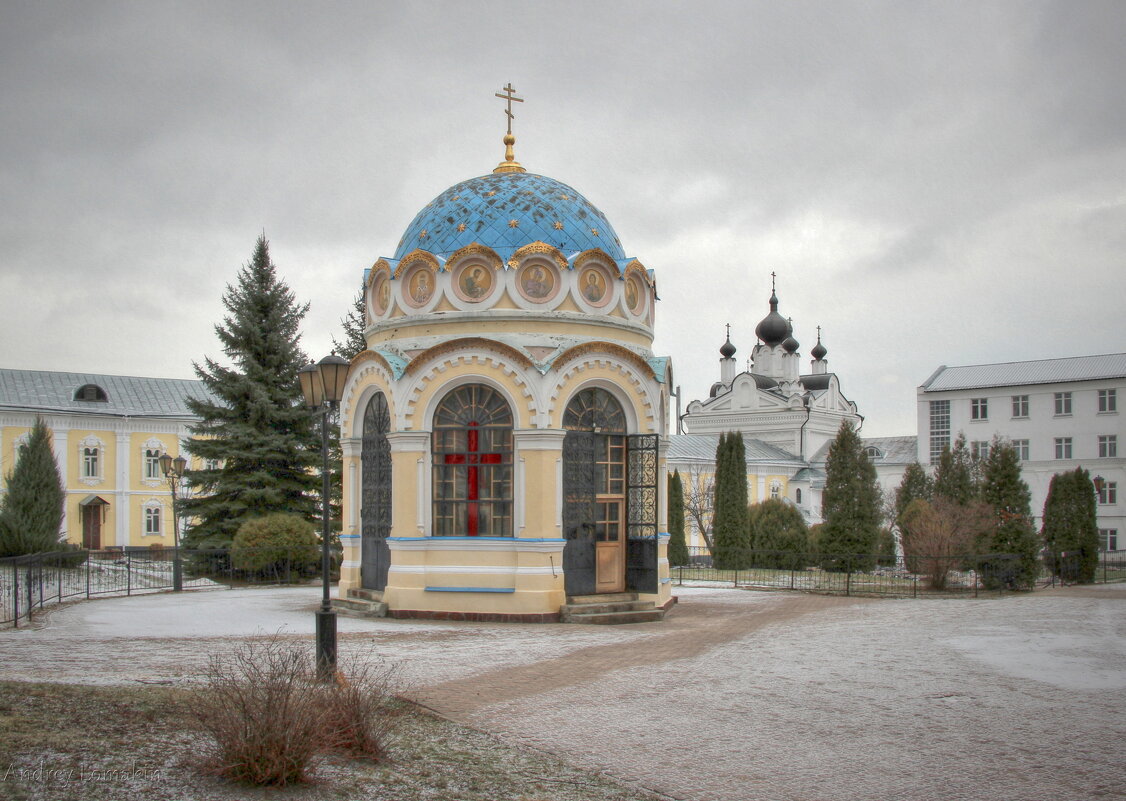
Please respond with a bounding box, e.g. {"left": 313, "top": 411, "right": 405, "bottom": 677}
{"left": 547, "top": 354, "right": 661, "bottom": 433}
{"left": 140, "top": 437, "right": 166, "bottom": 487}
{"left": 340, "top": 357, "right": 396, "bottom": 439}
{"left": 407, "top": 355, "right": 540, "bottom": 432}
{"left": 77, "top": 434, "right": 107, "bottom": 485}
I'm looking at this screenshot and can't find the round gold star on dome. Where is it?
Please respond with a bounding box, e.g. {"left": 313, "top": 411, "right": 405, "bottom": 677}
{"left": 486, "top": 190, "right": 498, "bottom": 197}
{"left": 457, "top": 223, "right": 467, "bottom": 232}
{"left": 553, "top": 221, "right": 564, "bottom": 230}
{"left": 419, "top": 229, "right": 429, "bottom": 240}
{"left": 508, "top": 219, "right": 519, "bottom": 228}
{"left": 590, "top": 228, "right": 599, "bottom": 236}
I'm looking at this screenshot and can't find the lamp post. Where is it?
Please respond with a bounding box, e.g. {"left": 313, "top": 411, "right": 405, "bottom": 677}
{"left": 159, "top": 451, "right": 188, "bottom": 592}
{"left": 299, "top": 353, "right": 350, "bottom": 679}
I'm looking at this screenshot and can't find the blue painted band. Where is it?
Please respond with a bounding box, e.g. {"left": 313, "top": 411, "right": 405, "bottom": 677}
{"left": 388, "top": 536, "right": 566, "bottom": 543}
{"left": 425, "top": 586, "right": 516, "bottom": 594}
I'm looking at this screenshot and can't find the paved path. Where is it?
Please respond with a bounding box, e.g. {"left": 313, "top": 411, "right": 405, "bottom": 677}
{"left": 2, "top": 584, "right": 1124, "bottom": 800}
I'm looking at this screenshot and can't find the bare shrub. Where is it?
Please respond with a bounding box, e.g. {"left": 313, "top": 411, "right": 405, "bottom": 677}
{"left": 191, "top": 637, "right": 402, "bottom": 785}
{"left": 323, "top": 658, "right": 405, "bottom": 760}
{"left": 901, "top": 498, "right": 989, "bottom": 590}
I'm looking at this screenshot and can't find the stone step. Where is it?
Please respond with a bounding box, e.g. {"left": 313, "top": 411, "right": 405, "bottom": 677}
{"left": 563, "top": 608, "right": 666, "bottom": 625}
{"left": 348, "top": 588, "right": 384, "bottom": 602}
{"left": 567, "top": 592, "right": 638, "bottom": 605}
{"left": 559, "top": 600, "right": 655, "bottom": 618}
{"left": 333, "top": 596, "right": 388, "bottom": 618}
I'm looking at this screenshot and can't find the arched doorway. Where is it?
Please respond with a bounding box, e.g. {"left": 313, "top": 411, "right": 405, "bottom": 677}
{"left": 361, "top": 392, "right": 391, "bottom": 590}
{"left": 431, "top": 384, "right": 514, "bottom": 537}
{"left": 562, "top": 387, "right": 629, "bottom": 594}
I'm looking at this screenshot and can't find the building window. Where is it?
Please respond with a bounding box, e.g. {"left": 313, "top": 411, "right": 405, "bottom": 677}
{"left": 971, "top": 398, "right": 988, "bottom": 421}
{"left": 1012, "top": 395, "right": 1029, "bottom": 418}
{"left": 864, "top": 446, "right": 882, "bottom": 460}
{"left": 929, "top": 400, "right": 950, "bottom": 463}
{"left": 795, "top": 488, "right": 802, "bottom": 504}
{"left": 82, "top": 446, "right": 99, "bottom": 479}
{"left": 74, "top": 383, "right": 108, "bottom": 402}
{"left": 1054, "top": 437, "right": 1072, "bottom": 459}
{"left": 1098, "top": 388, "right": 1117, "bottom": 413}
{"left": 1054, "top": 392, "right": 1072, "bottom": 416}
{"left": 144, "top": 448, "right": 163, "bottom": 480}
{"left": 1099, "top": 435, "right": 1118, "bottom": 458}
{"left": 1098, "top": 481, "right": 1118, "bottom": 506}
{"left": 770, "top": 480, "right": 781, "bottom": 499}
{"left": 203, "top": 458, "right": 222, "bottom": 471}
{"left": 432, "top": 384, "right": 513, "bottom": 537}
{"left": 144, "top": 504, "right": 162, "bottom": 536}
{"left": 971, "top": 441, "right": 990, "bottom": 460}
{"left": 1013, "top": 439, "right": 1030, "bottom": 461}
{"left": 1100, "top": 529, "right": 1119, "bottom": 551}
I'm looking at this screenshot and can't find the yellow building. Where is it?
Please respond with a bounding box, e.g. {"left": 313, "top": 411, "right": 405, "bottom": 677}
{"left": 337, "top": 124, "right": 674, "bottom": 621}
{"left": 0, "top": 369, "right": 208, "bottom": 549}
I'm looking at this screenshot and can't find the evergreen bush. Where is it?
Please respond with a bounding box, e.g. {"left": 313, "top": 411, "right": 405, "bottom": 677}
{"left": 666, "top": 470, "right": 691, "bottom": 566}
{"left": 1042, "top": 468, "right": 1099, "bottom": 583}
{"left": 712, "top": 432, "right": 751, "bottom": 569}
{"left": 0, "top": 418, "right": 65, "bottom": 557}
{"left": 230, "top": 513, "right": 319, "bottom": 578}
{"left": 818, "top": 420, "right": 881, "bottom": 572}
{"left": 747, "top": 498, "right": 809, "bottom": 569}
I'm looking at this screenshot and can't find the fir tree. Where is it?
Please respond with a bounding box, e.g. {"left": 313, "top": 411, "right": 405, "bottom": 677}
{"left": 0, "top": 418, "right": 65, "bottom": 556}
{"left": 1042, "top": 468, "right": 1099, "bottom": 583}
{"left": 712, "top": 432, "right": 750, "bottom": 570}
{"left": 666, "top": 470, "right": 690, "bottom": 566}
{"left": 895, "top": 462, "right": 934, "bottom": 523}
{"left": 977, "top": 437, "right": 1039, "bottom": 589}
{"left": 818, "top": 420, "right": 881, "bottom": 572}
{"left": 331, "top": 285, "right": 367, "bottom": 361}
{"left": 182, "top": 235, "right": 318, "bottom": 549}
{"left": 747, "top": 498, "right": 809, "bottom": 569}
{"left": 933, "top": 433, "right": 980, "bottom": 506}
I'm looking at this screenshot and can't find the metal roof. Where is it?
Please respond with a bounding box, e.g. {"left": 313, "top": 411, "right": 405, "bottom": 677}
{"left": 667, "top": 434, "right": 802, "bottom": 464}
{"left": 809, "top": 435, "right": 918, "bottom": 465}
{"left": 920, "top": 353, "right": 1126, "bottom": 392}
{"left": 0, "top": 368, "right": 210, "bottom": 418}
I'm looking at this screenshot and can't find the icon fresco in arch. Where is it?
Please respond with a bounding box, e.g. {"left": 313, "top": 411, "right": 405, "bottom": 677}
{"left": 580, "top": 268, "right": 606, "bottom": 304}
{"left": 519, "top": 263, "right": 555, "bottom": 300}
{"left": 371, "top": 273, "right": 390, "bottom": 316}
{"left": 460, "top": 264, "right": 492, "bottom": 300}
{"left": 625, "top": 276, "right": 641, "bottom": 313}
{"left": 407, "top": 267, "right": 434, "bottom": 306}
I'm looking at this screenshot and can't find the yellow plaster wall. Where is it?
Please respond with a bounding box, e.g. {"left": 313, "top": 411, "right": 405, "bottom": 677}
{"left": 407, "top": 361, "right": 535, "bottom": 430}
{"left": 368, "top": 317, "right": 653, "bottom": 350}
{"left": 517, "top": 448, "right": 560, "bottom": 539}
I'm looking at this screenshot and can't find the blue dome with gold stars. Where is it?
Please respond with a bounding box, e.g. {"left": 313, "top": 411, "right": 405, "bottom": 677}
{"left": 394, "top": 171, "right": 626, "bottom": 262}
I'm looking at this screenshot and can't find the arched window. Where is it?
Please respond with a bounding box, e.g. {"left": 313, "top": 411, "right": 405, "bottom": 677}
{"left": 361, "top": 392, "right": 392, "bottom": 589}
{"left": 770, "top": 480, "right": 781, "bottom": 499}
{"left": 432, "top": 384, "right": 513, "bottom": 537}
{"left": 795, "top": 488, "right": 802, "bottom": 504}
{"left": 74, "top": 384, "right": 108, "bottom": 402}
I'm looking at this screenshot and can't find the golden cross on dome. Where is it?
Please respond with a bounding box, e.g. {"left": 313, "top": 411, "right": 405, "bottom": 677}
{"left": 495, "top": 82, "right": 524, "bottom": 135}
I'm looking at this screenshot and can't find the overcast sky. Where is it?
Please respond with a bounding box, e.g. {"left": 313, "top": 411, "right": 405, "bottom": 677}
{"left": 2, "top": 1, "right": 1123, "bottom": 438}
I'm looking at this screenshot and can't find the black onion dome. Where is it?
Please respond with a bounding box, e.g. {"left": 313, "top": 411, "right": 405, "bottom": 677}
{"left": 782, "top": 335, "right": 800, "bottom": 353}
{"left": 811, "top": 336, "right": 827, "bottom": 360}
{"left": 754, "top": 292, "right": 789, "bottom": 347}
{"left": 720, "top": 334, "right": 736, "bottom": 359}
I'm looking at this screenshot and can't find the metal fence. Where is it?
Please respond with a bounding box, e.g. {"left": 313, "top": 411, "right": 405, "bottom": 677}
{"left": 1, "top": 546, "right": 327, "bottom": 628}
{"left": 672, "top": 546, "right": 1126, "bottom": 598}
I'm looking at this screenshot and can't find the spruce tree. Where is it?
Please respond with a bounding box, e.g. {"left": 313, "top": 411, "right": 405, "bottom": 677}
{"left": 977, "top": 438, "right": 1039, "bottom": 589}
{"left": 0, "top": 418, "right": 66, "bottom": 556}
{"left": 331, "top": 285, "right": 368, "bottom": 361}
{"left": 712, "top": 432, "right": 751, "bottom": 569}
{"left": 666, "top": 470, "right": 690, "bottom": 566}
{"left": 747, "top": 498, "right": 809, "bottom": 569}
{"left": 933, "top": 433, "right": 979, "bottom": 506}
{"left": 1042, "top": 468, "right": 1099, "bottom": 583}
{"left": 818, "top": 420, "right": 881, "bottom": 572}
{"left": 182, "top": 235, "right": 318, "bottom": 549}
{"left": 895, "top": 462, "right": 934, "bottom": 523}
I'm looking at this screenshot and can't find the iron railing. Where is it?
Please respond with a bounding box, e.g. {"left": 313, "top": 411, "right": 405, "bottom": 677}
{"left": 671, "top": 546, "right": 1126, "bottom": 598}
{"left": 1, "top": 546, "right": 329, "bottom": 628}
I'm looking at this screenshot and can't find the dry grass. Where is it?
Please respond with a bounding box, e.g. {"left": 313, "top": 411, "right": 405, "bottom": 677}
{"left": 0, "top": 680, "right": 665, "bottom": 801}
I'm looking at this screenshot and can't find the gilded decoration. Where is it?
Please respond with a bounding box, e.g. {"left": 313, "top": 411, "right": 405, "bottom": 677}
{"left": 370, "top": 271, "right": 391, "bottom": 317}
{"left": 573, "top": 249, "right": 616, "bottom": 274}
{"left": 393, "top": 250, "right": 441, "bottom": 278}
{"left": 625, "top": 274, "right": 645, "bottom": 315}
{"left": 403, "top": 337, "right": 534, "bottom": 376}
{"left": 446, "top": 243, "right": 502, "bottom": 269}
{"left": 507, "top": 242, "right": 568, "bottom": 272}
{"left": 552, "top": 342, "right": 657, "bottom": 380}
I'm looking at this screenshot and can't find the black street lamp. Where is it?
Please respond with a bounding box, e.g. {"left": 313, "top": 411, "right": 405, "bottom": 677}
{"left": 159, "top": 451, "right": 188, "bottom": 592}
{"left": 299, "top": 353, "right": 350, "bottom": 679}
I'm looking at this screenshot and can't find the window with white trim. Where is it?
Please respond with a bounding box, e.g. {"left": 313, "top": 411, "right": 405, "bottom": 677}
{"left": 1054, "top": 437, "right": 1072, "bottom": 459}
{"left": 1098, "top": 388, "right": 1117, "bottom": 413}
{"left": 1098, "top": 481, "right": 1117, "bottom": 506}
{"left": 1100, "top": 528, "right": 1119, "bottom": 551}
{"left": 1098, "top": 435, "right": 1117, "bottom": 458}
{"left": 1011, "top": 395, "right": 1029, "bottom": 418}
{"left": 1013, "top": 439, "right": 1030, "bottom": 461}
{"left": 971, "top": 398, "right": 988, "bottom": 421}
{"left": 83, "top": 447, "right": 99, "bottom": 479}
{"left": 971, "top": 440, "right": 990, "bottom": 460}
{"left": 1054, "top": 392, "right": 1072, "bottom": 416}
{"left": 144, "top": 504, "right": 162, "bottom": 536}
{"left": 795, "top": 488, "right": 802, "bottom": 504}
{"left": 144, "top": 448, "right": 162, "bottom": 480}
{"left": 929, "top": 400, "right": 950, "bottom": 463}
{"left": 770, "top": 480, "right": 781, "bottom": 500}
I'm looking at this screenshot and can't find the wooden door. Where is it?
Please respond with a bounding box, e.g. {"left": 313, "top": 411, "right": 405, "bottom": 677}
{"left": 594, "top": 499, "right": 625, "bottom": 592}
{"left": 82, "top": 505, "right": 101, "bottom": 550}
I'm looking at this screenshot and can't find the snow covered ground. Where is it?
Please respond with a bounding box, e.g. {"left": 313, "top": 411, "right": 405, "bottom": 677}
{"left": 1, "top": 584, "right": 1123, "bottom": 800}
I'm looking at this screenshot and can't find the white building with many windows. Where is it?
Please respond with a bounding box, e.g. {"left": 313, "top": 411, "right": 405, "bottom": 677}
{"left": 917, "top": 354, "right": 1125, "bottom": 551}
